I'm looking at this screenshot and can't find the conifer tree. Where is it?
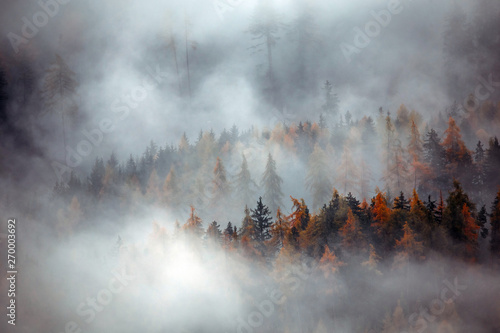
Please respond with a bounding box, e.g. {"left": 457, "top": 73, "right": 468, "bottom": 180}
{"left": 235, "top": 154, "right": 257, "bottom": 208}
{"left": 490, "top": 189, "right": 500, "bottom": 256}
{"left": 261, "top": 153, "right": 284, "bottom": 214}
{"left": 183, "top": 206, "right": 204, "bottom": 238}
{"left": 251, "top": 197, "right": 273, "bottom": 244}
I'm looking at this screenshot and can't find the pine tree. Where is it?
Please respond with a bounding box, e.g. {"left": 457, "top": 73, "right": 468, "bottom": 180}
{"left": 261, "top": 153, "right": 284, "bottom": 214}
{"left": 306, "top": 144, "right": 332, "bottom": 209}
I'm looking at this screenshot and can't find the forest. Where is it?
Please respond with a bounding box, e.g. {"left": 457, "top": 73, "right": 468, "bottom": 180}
{"left": 1, "top": 0, "right": 500, "bottom": 332}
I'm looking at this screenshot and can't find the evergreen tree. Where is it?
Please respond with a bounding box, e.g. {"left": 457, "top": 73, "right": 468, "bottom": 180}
{"left": 443, "top": 180, "right": 475, "bottom": 243}
{"left": 261, "top": 153, "right": 284, "bottom": 214}
{"left": 490, "top": 189, "right": 500, "bottom": 257}
{"left": 206, "top": 221, "right": 222, "bottom": 246}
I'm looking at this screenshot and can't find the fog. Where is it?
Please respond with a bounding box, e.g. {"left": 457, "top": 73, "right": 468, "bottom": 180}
{"left": 1, "top": 0, "right": 500, "bottom": 332}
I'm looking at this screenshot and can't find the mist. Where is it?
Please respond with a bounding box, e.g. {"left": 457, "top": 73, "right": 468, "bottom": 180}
{"left": 1, "top": 0, "right": 500, "bottom": 332}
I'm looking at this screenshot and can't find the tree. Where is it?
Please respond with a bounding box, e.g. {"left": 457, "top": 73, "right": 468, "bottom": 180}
{"left": 211, "top": 157, "right": 230, "bottom": 205}
{"left": 251, "top": 197, "right": 273, "bottom": 244}
{"left": 183, "top": 206, "right": 204, "bottom": 238}
{"left": 336, "top": 142, "right": 359, "bottom": 195}
{"left": 371, "top": 191, "right": 393, "bottom": 251}
{"left": 443, "top": 180, "right": 475, "bottom": 243}
{"left": 261, "top": 153, "right": 284, "bottom": 214}
{"left": 163, "top": 166, "right": 180, "bottom": 207}
{"left": 306, "top": 144, "right": 332, "bottom": 209}
{"left": 319, "top": 245, "right": 345, "bottom": 279}
{"left": 40, "top": 54, "right": 78, "bottom": 168}
{"left": 476, "top": 205, "right": 489, "bottom": 240}
{"left": 490, "top": 189, "right": 500, "bottom": 257}
{"left": 462, "top": 203, "right": 480, "bottom": 260}
{"left": 269, "top": 208, "right": 289, "bottom": 253}
{"left": 240, "top": 205, "right": 257, "bottom": 241}
{"left": 395, "top": 222, "right": 424, "bottom": 262}
{"left": 88, "top": 158, "right": 105, "bottom": 197}
{"left": 408, "top": 120, "right": 431, "bottom": 190}
{"left": 247, "top": 1, "right": 282, "bottom": 104}
{"left": 442, "top": 117, "right": 472, "bottom": 179}
{"left": 206, "top": 221, "right": 222, "bottom": 246}
{"left": 235, "top": 154, "right": 257, "bottom": 208}
{"left": 340, "top": 208, "right": 366, "bottom": 253}
{"left": 423, "top": 128, "right": 446, "bottom": 193}
{"left": 321, "top": 80, "right": 339, "bottom": 121}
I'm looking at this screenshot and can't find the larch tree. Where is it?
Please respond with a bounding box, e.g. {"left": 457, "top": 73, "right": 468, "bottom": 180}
{"left": 384, "top": 140, "right": 410, "bottom": 195}
{"left": 319, "top": 245, "right": 345, "bottom": 279}
{"left": 395, "top": 222, "right": 424, "bottom": 263}
{"left": 336, "top": 142, "right": 359, "bottom": 195}
{"left": 462, "top": 203, "right": 480, "bottom": 260}
{"left": 261, "top": 153, "right": 284, "bottom": 214}
{"left": 340, "top": 208, "right": 366, "bottom": 254}
{"left": 441, "top": 117, "right": 472, "bottom": 179}
{"left": 306, "top": 143, "right": 332, "bottom": 210}
{"left": 183, "top": 206, "right": 204, "bottom": 239}
{"left": 211, "top": 157, "right": 230, "bottom": 206}
{"left": 40, "top": 54, "right": 78, "bottom": 169}
{"left": 408, "top": 120, "right": 431, "bottom": 190}
{"left": 162, "top": 166, "right": 180, "bottom": 207}
{"left": 371, "top": 191, "right": 393, "bottom": 250}
{"left": 269, "top": 208, "right": 289, "bottom": 254}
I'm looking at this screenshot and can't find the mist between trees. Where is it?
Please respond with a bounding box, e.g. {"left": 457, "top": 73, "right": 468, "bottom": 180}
{"left": 1, "top": 0, "right": 500, "bottom": 332}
